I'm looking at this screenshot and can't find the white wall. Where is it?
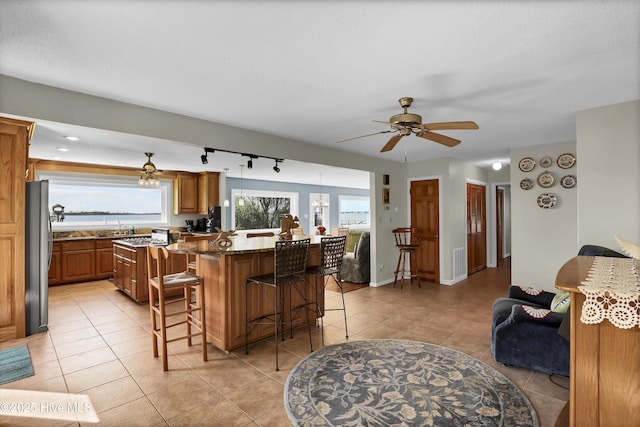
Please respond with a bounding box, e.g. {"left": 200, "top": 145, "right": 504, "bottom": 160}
{"left": 511, "top": 141, "right": 578, "bottom": 291}
{"left": 577, "top": 100, "right": 640, "bottom": 247}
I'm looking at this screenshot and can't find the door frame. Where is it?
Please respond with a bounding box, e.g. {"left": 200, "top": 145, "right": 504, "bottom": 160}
{"left": 407, "top": 175, "right": 443, "bottom": 283}
{"left": 489, "top": 181, "right": 510, "bottom": 267}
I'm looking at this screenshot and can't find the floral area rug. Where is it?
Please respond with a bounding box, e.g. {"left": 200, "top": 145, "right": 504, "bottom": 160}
{"left": 284, "top": 339, "right": 539, "bottom": 427}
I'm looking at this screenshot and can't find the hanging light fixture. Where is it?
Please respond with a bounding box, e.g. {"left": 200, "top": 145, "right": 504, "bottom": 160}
{"left": 223, "top": 168, "right": 230, "bottom": 207}
{"left": 238, "top": 165, "right": 245, "bottom": 207}
{"left": 312, "top": 173, "right": 329, "bottom": 208}
{"left": 138, "top": 152, "right": 160, "bottom": 186}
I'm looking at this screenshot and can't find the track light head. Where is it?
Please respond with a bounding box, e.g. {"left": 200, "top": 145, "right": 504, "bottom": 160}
{"left": 247, "top": 159, "right": 253, "bottom": 169}
{"left": 201, "top": 154, "right": 208, "bottom": 164}
{"left": 273, "top": 159, "right": 281, "bottom": 173}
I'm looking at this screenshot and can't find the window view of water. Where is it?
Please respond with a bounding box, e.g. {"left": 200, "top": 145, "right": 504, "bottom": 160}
{"left": 339, "top": 211, "right": 369, "bottom": 226}
{"left": 57, "top": 214, "right": 161, "bottom": 224}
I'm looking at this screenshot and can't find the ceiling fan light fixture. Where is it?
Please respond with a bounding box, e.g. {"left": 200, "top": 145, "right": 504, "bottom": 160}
{"left": 138, "top": 152, "right": 160, "bottom": 186}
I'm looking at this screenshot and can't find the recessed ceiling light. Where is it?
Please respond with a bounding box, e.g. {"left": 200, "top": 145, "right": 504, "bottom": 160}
{"left": 56, "top": 147, "right": 69, "bottom": 152}
{"left": 65, "top": 136, "right": 79, "bottom": 141}
{"left": 492, "top": 161, "right": 503, "bottom": 171}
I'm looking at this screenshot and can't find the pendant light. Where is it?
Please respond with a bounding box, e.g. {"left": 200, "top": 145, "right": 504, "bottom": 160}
{"left": 238, "top": 165, "right": 245, "bottom": 207}
{"left": 223, "top": 168, "right": 230, "bottom": 207}
{"left": 312, "top": 173, "right": 329, "bottom": 208}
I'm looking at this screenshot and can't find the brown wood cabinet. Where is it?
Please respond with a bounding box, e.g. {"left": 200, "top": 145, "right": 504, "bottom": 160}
{"left": 112, "top": 242, "right": 187, "bottom": 302}
{"left": 174, "top": 172, "right": 199, "bottom": 214}
{"left": 174, "top": 171, "right": 220, "bottom": 214}
{"left": 48, "top": 242, "right": 63, "bottom": 285}
{"left": 61, "top": 240, "right": 96, "bottom": 283}
{"left": 0, "top": 117, "right": 33, "bottom": 342}
{"left": 555, "top": 256, "right": 640, "bottom": 426}
{"left": 95, "top": 239, "right": 114, "bottom": 278}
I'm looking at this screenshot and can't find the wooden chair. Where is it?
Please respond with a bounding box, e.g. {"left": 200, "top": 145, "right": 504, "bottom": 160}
{"left": 245, "top": 238, "right": 311, "bottom": 371}
{"left": 246, "top": 232, "right": 275, "bottom": 238}
{"left": 392, "top": 227, "right": 421, "bottom": 289}
{"left": 183, "top": 234, "right": 214, "bottom": 272}
{"left": 146, "top": 245, "right": 207, "bottom": 371}
{"left": 331, "top": 226, "right": 350, "bottom": 253}
{"left": 306, "top": 235, "right": 348, "bottom": 345}
{"left": 291, "top": 226, "right": 304, "bottom": 235}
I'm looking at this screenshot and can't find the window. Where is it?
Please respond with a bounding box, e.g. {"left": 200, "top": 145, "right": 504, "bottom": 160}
{"left": 231, "top": 189, "right": 298, "bottom": 231}
{"left": 38, "top": 172, "right": 171, "bottom": 231}
{"left": 338, "top": 195, "right": 370, "bottom": 228}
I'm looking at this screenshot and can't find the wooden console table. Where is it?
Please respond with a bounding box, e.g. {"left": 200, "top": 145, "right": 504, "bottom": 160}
{"left": 555, "top": 256, "right": 640, "bottom": 427}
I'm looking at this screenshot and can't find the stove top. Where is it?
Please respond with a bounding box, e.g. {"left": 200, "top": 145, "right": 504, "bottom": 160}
{"left": 118, "top": 237, "right": 168, "bottom": 247}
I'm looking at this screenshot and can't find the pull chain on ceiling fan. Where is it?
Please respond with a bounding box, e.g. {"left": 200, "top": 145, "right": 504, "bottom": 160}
{"left": 337, "top": 97, "right": 479, "bottom": 152}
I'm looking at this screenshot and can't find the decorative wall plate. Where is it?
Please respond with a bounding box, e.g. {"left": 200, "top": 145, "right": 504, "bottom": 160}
{"left": 560, "top": 175, "right": 577, "bottom": 188}
{"left": 539, "top": 156, "right": 553, "bottom": 168}
{"left": 537, "top": 171, "right": 555, "bottom": 188}
{"left": 518, "top": 157, "right": 536, "bottom": 172}
{"left": 557, "top": 153, "right": 576, "bottom": 169}
{"left": 537, "top": 192, "right": 557, "bottom": 209}
{"left": 520, "top": 178, "right": 534, "bottom": 190}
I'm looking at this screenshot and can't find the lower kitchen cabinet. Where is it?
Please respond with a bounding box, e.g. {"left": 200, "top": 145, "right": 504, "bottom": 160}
{"left": 48, "top": 242, "right": 63, "bottom": 285}
{"left": 112, "top": 242, "right": 186, "bottom": 303}
{"left": 60, "top": 240, "right": 96, "bottom": 283}
{"left": 95, "top": 239, "right": 115, "bottom": 278}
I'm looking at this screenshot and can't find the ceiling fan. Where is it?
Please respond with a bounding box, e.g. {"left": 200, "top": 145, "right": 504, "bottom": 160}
{"left": 138, "top": 152, "right": 162, "bottom": 186}
{"left": 337, "top": 97, "right": 479, "bottom": 152}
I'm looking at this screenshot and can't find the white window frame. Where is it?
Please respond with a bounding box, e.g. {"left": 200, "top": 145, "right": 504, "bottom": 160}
{"left": 37, "top": 171, "right": 171, "bottom": 231}
{"left": 338, "top": 195, "right": 370, "bottom": 229}
{"left": 231, "top": 189, "right": 299, "bottom": 232}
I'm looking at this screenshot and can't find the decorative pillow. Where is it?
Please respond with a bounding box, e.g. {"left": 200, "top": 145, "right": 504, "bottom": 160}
{"left": 615, "top": 235, "right": 640, "bottom": 259}
{"left": 550, "top": 291, "right": 571, "bottom": 313}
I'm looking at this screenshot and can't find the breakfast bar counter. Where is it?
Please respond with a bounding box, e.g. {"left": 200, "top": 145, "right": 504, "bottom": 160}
{"left": 166, "top": 235, "right": 321, "bottom": 352}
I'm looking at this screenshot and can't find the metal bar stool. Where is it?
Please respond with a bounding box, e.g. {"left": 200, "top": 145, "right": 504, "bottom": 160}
{"left": 306, "top": 235, "right": 348, "bottom": 346}
{"left": 146, "top": 245, "right": 207, "bottom": 371}
{"left": 392, "top": 227, "right": 421, "bottom": 289}
{"left": 245, "top": 238, "right": 311, "bottom": 371}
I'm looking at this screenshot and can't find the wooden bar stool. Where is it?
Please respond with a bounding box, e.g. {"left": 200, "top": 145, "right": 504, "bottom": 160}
{"left": 183, "top": 234, "right": 214, "bottom": 273}
{"left": 392, "top": 227, "right": 421, "bottom": 289}
{"left": 306, "top": 235, "right": 348, "bottom": 346}
{"left": 245, "top": 238, "right": 311, "bottom": 371}
{"left": 146, "top": 245, "right": 207, "bottom": 371}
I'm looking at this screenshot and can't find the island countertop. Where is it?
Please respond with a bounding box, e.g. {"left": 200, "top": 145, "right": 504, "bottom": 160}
{"left": 166, "top": 233, "right": 323, "bottom": 255}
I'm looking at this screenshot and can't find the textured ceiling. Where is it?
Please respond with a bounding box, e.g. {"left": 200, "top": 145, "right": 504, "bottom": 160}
{"left": 1, "top": 1, "right": 638, "bottom": 186}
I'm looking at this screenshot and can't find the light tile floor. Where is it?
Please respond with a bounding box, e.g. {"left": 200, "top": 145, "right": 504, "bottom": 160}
{"left": 1, "top": 258, "right": 568, "bottom": 426}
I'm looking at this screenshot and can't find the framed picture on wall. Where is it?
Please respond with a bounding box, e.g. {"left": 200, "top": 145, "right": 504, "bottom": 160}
{"left": 383, "top": 188, "right": 390, "bottom": 205}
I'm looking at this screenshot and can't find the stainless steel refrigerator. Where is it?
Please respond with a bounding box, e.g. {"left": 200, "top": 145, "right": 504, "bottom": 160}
{"left": 25, "top": 180, "right": 51, "bottom": 335}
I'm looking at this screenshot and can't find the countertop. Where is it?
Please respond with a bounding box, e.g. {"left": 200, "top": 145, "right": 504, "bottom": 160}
{"left": 54, "top": 234, "right": 151, "bottom": 242}
{"left": 166, "top": 234, "right": 322, "bottom": 255}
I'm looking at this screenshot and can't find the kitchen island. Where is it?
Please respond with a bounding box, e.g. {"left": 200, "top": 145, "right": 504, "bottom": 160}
{"left": 166, "top": 234, "right": 321, "bottom": 352}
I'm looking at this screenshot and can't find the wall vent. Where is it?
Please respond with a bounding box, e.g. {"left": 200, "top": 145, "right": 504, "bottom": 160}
{"left": 453, "top": 247, "right": 466, "bottom": 280}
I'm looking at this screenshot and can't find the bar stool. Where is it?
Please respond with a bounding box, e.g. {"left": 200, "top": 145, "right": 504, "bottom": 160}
{"left": 146, "top": 245, "right": 207, "bottom": 371}
{"left": 245, "top": 238, "right": 311, "bottom": 371}
{"left": 306, "top": 235, "right": 348, "bottom": 346}
{"left": 392, "top": 227, "right": 421, "bottom": 289}
{"left": 183, "top": 234, "right": 214, "bottom": 273}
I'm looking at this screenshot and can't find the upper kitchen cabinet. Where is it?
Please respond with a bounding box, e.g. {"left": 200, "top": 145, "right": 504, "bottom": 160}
{"left": 198, "top": 172, "right": 220, "bottom": 214}
{"left": 0, "top": 117, "right": 34, "bottom": 342}
{"left": 174, "top": 171, "right": 220, "bottom": 215}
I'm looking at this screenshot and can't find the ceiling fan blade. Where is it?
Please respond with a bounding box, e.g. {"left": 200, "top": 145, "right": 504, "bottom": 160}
{"left": 336, "top": 130, "right": 393, "bottom": 143}
{"left": 421, "top": 121, "right": 479, "bottom": 131}
{"left": 380, "top": 134, "right": 404, "bottom": 152}
{"left": 416, "top": 131, "right": 461, "bottom": 147}
{"left": 373, "top": 120, "right": 392, "bottom": 125}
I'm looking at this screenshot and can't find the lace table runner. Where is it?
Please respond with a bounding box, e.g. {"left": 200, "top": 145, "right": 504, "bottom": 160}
{"left": 578, "top": 256, "right": 640, "bottom": 329}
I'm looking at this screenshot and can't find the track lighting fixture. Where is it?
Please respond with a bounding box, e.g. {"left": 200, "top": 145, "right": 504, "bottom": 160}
{"left": 201, "top": 147, "right": 283, "bottom": 173}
